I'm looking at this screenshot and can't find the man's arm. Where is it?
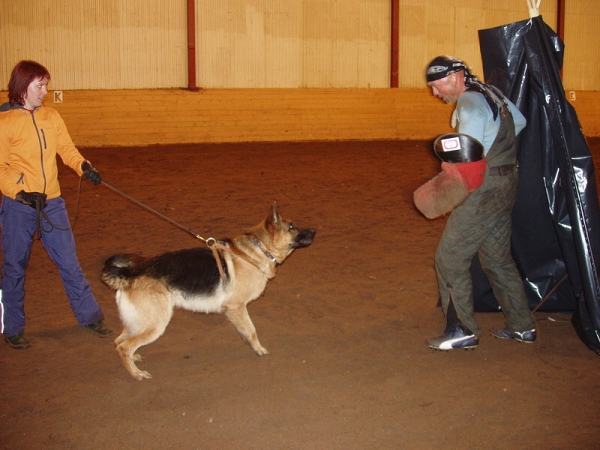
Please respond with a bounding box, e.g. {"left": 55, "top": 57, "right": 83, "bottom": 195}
{"left": 507, "top": 100, "right": 527, "bottom": 135}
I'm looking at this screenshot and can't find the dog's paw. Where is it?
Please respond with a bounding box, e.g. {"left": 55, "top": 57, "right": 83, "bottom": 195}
{"left": 132, "top": 353, "right": 143, "bottom": 362}
{"left": 132, "top": 370, "right": 152, "bottom": 381}
{"left": 255, "top": 346, "right": 269, "bottom": 356}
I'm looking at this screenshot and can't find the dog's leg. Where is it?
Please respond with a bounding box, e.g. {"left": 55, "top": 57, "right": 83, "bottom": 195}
{"left": 114, "top": 280, "right": 174, "bottom": 380}
{"left": 114, "top": 327, "right": 129, "bottom": 346}
{"left": 225, "top": 304, "right": 268, "bottom": 355}
{"left": 117, "top": 325, "right": 167, "bottom": 380}
{"left": 114, "top": 327, "right": 145, "bottom": 362}
{"left": 114, "top": 328, "right": 146, "bottom": 362}
{"left": 117, "top": 340, "right": 151, "bottom": 380}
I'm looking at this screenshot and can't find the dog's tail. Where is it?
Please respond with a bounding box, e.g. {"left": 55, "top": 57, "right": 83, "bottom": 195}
{"left": 100, "top": 253, "right": 145, "bottom": 291}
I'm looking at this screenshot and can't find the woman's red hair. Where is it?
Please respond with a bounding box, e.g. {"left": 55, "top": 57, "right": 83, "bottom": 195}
{"left": 7, "top": 60, "right": 51, "bottom": 106}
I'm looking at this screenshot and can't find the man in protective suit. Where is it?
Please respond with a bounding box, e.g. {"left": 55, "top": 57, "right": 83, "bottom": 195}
{"left": 422, "top": 55, "right": 536, "bottom": 350}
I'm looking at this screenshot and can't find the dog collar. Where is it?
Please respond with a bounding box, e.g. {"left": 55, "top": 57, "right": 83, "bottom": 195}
{"left": 250, "top": 236, "right": 280, "bottom": 265}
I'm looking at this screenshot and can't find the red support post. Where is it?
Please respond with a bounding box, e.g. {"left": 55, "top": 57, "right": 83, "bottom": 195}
{"left": 390, "top": 0, "right": 399, "bottom": 87}
{"left": 187, "top": 0, "right": 199, "bottom": 90}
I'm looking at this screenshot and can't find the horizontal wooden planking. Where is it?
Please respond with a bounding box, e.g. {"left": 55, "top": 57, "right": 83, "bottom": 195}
{"left": 569, "top": 91, "right": 600, "bottom": 137}
{"left": 48, "top": 89, "right": 449, "bottom": 146}
{"left": 1, "top": 88, "right": 597, "bottom": 147}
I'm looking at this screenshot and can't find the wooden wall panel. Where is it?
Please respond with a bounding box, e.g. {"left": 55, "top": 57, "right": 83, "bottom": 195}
{"left": 572, "top": 91, "right": 600, "bottom": 138}
{"left": 0, "top": 0, "right": 187, "bottom": 90}
{"left": 562, "top": 4, "right": 600, "bottom": 90}
{"left": 398, "top": 0, "right": 557, "bottom": 88}
{"left": 9, "top": 0, "right": 598, "bottom": 91}
{"left": 196, "top": 0, "right": 390, "bottom": 88}
{"left": 2, "top": 88, "right": 597, "bottom": 148}
{"left": 45, "top": 88, "right": 452, "bottom": 147}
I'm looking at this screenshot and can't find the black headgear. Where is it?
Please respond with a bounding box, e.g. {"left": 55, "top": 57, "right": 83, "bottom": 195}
{"left": 433, "top": 133, "right": 484, "bottom": 163}
{"left": 425, "top": 56, "right": 467, "bottom": 82}
{"left": 426, "top": 55, "right": 507, "bottom": 120}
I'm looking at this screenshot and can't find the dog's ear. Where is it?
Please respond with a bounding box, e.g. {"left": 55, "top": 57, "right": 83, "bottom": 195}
{"left": 266, "top": 202, "right": 280, "bottom": 231}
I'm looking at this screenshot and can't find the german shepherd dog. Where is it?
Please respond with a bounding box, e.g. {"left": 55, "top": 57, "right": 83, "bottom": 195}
{"left": 101, "top": 203, "right": 315, "bottom": 380}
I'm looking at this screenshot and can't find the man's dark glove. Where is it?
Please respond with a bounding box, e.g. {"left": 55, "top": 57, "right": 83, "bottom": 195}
{"left": 82, "top": 161, "right": 102, "bottom": 186}
{"left": 16, "top": 190, "right": 47, "bottom": 209}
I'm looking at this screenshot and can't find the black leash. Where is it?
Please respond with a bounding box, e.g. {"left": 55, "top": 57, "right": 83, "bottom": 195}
{"left": 32, "top": 178, "right": 208, "bottom": 246}
{"left": 100, "top": 180, "right": 228, "bottom": 281}
{"left": 80, "top": 179, "right": 227, "bottom": 281}
{"left": 100, "top": 180, "right": 207, "bottom": 242}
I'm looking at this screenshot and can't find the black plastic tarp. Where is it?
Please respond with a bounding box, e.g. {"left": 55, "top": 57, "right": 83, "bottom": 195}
{"left": 470, "top": 15, "right": 600, "bottom": 354}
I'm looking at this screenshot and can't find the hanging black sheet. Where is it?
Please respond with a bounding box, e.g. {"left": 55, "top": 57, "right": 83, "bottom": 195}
{"left": 471, "top": 16, "right": 600, "bottom": 354}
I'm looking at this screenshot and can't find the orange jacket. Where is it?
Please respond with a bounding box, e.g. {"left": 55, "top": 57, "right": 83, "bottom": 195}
{"left": 0, "top": 104, "right": 86, "bottom": 200}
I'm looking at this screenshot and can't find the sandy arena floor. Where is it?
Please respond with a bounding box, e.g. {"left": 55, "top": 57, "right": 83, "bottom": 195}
{"left": 1, "top": 139, "right": 599, "bottom": 450}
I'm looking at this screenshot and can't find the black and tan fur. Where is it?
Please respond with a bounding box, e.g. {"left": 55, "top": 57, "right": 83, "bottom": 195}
{"left": 101, "top": 203, "right": 315, "bottom": 380}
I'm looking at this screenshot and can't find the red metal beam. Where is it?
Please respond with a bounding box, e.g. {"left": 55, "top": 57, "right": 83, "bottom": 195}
{"left": 556, "top": 0, "right": 565, "bottom": 42}
{"left": 556, "top": 0, "right": 565, "bottom": 78}
{"left": 187, "top": 0, "right": 198, "bottom": 90}
{"left": 390, "top": 0, "right": 399, "bottom": 87}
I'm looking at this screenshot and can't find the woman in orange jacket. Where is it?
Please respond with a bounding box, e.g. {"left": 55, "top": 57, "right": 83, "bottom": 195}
{"left": 0, "top": 60, "right": 112, "bottom": 348}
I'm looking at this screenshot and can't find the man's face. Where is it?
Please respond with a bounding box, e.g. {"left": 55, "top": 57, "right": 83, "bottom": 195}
{"left": 427, "top": 73, "right": 460, "bottom": 104}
